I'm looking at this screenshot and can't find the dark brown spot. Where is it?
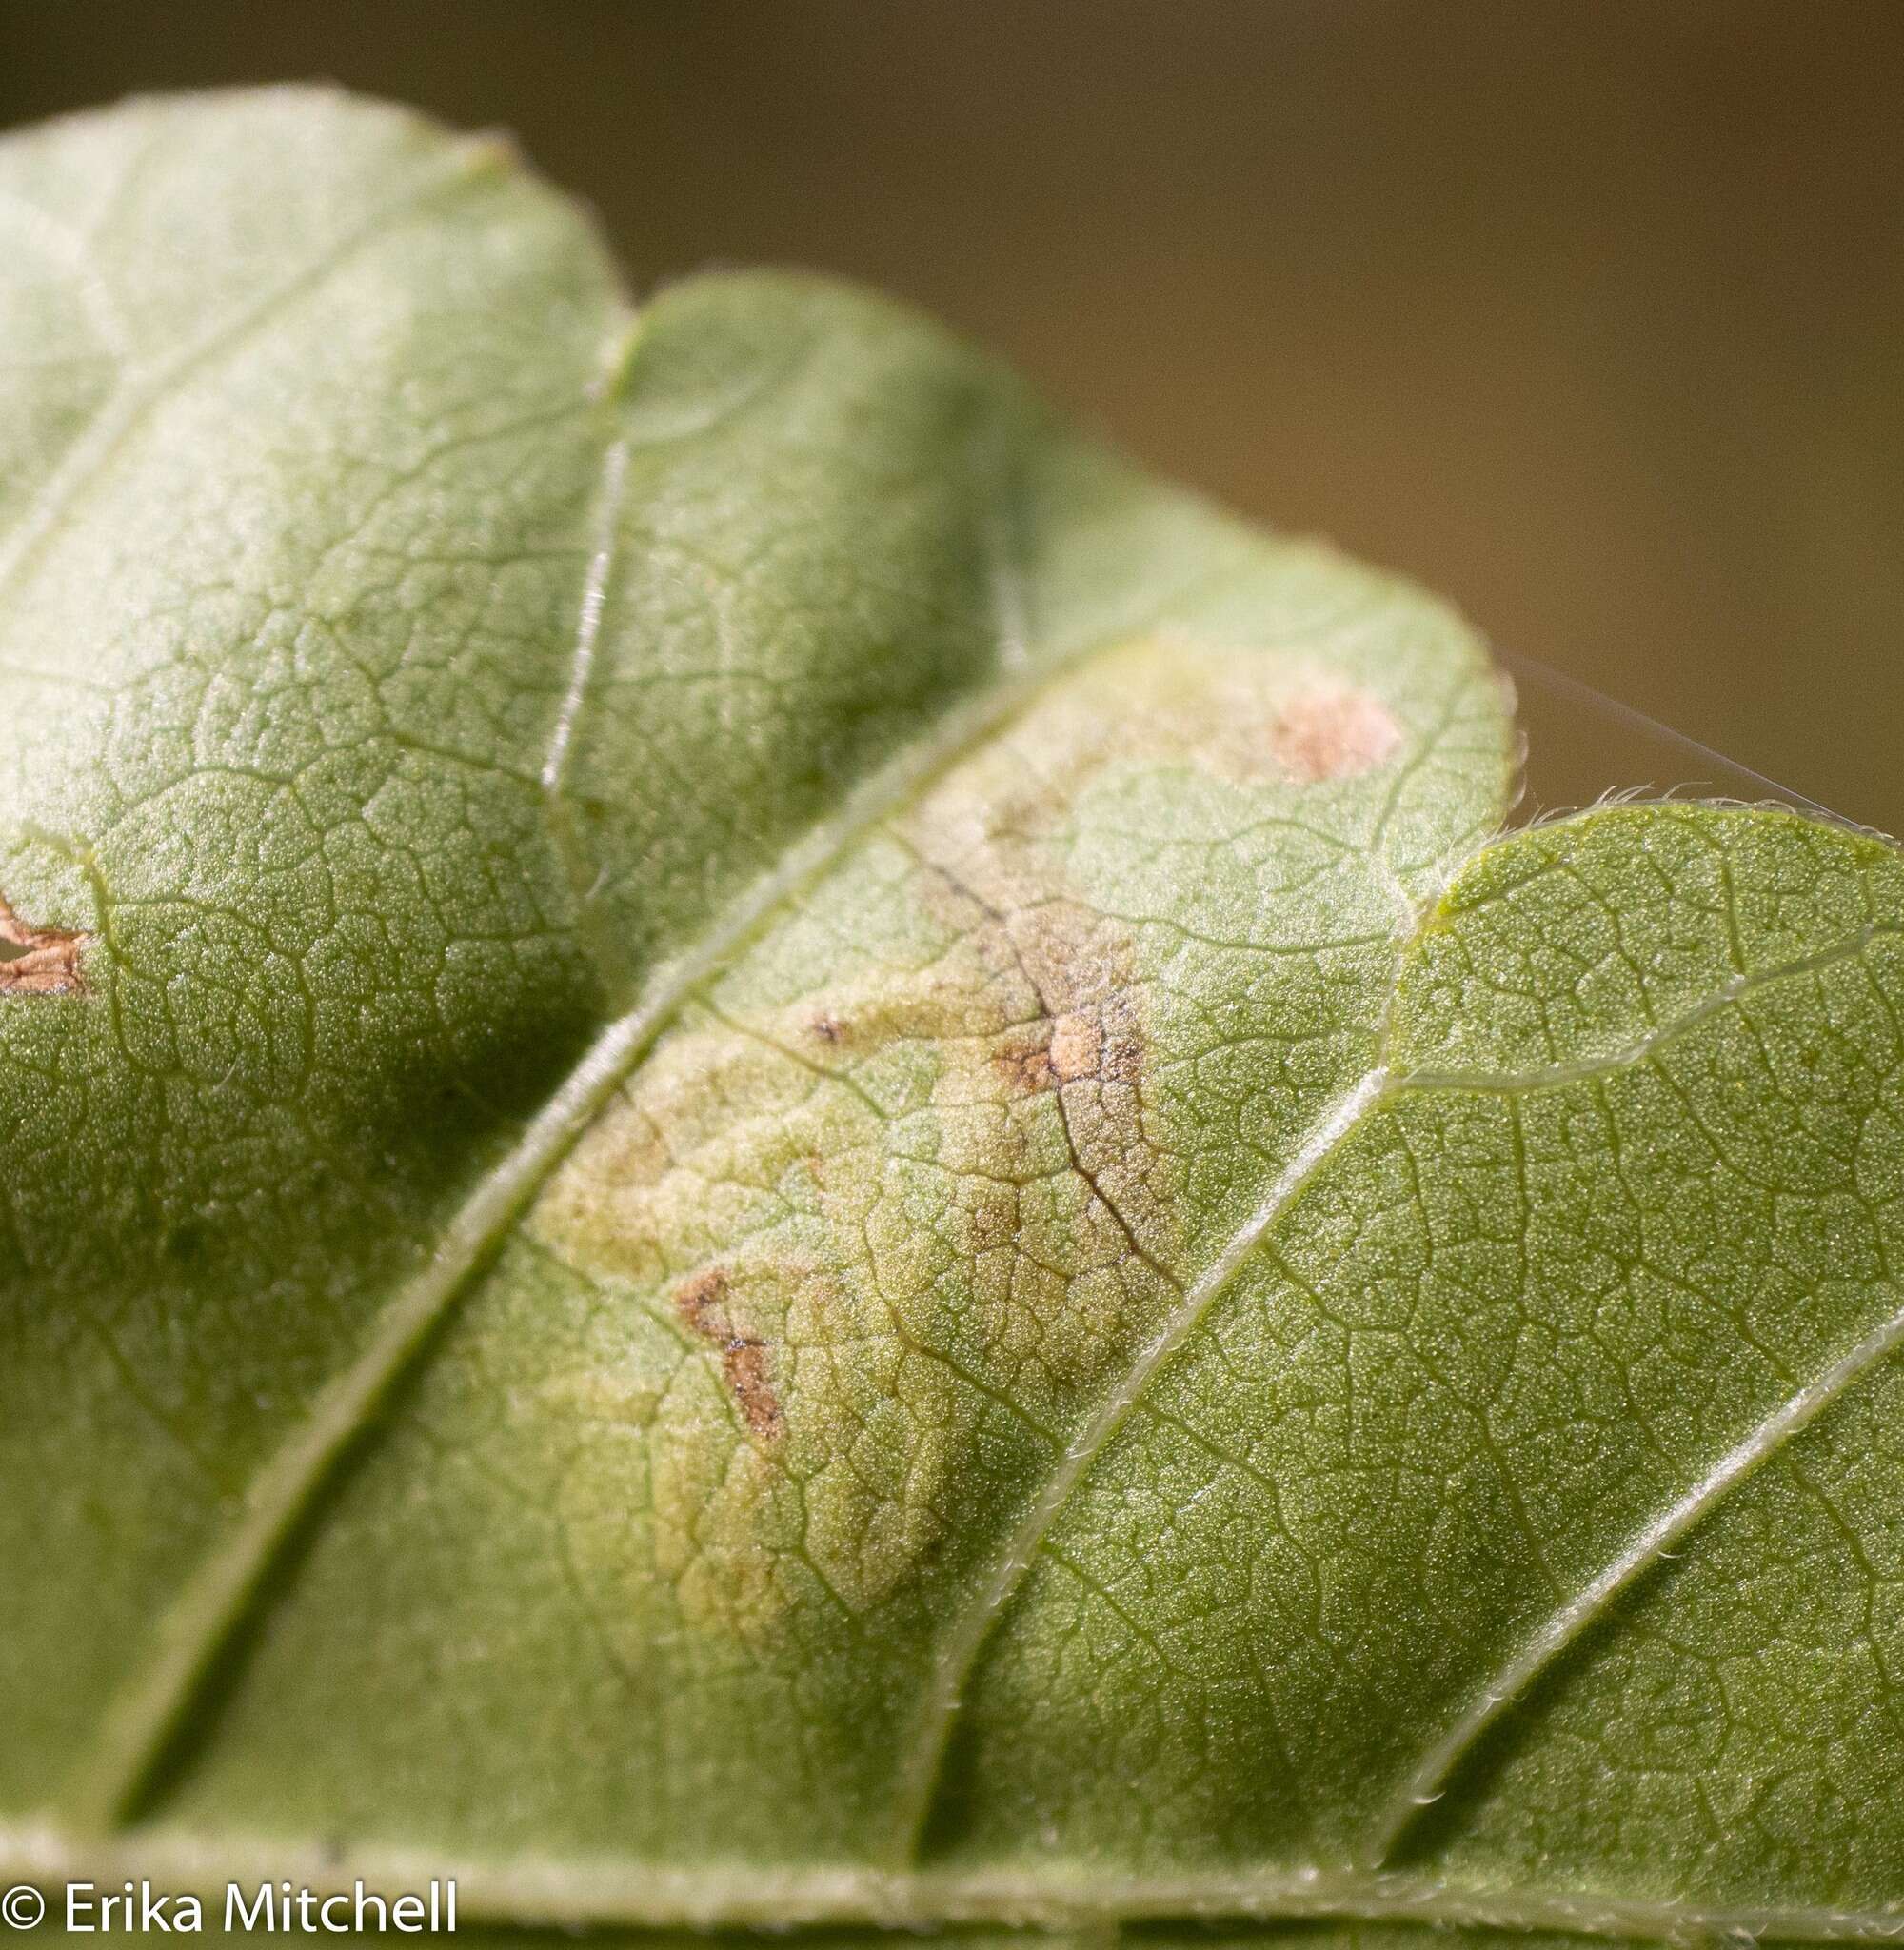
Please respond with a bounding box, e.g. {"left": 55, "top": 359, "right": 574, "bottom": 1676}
{"left": 1270, "top": 684, "right": 1404, "bottom": 783}
{"left": 0, "top": 894, "right": 89, "bottom": 997}
{"left": 673, "top": 1266, "right": 781, "bottom": 1440}
{"left": 805, "top": 1008, "right": 846, "bottom": 1045}
{"left": 720, "top": 1339, "right": 783, "bottom": 1440}
{"left": 673, "top": 1266, "right": 729, "bottom": 1338}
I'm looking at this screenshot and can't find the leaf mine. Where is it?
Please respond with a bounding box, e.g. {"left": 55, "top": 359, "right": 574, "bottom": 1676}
{"left": 5, "top": 84, "right": 1896, "bottom": 1950}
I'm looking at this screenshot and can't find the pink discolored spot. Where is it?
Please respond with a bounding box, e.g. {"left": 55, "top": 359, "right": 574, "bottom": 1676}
{"left": 1270, "top": 684, "right": 1404, "bottom": 783}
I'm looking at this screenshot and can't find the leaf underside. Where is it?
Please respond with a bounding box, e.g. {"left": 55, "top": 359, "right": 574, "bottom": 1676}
{"left": 4, "top": 88, "right": 1903, "bottom": 1948}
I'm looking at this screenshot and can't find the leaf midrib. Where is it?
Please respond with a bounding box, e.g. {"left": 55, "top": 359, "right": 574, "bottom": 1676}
{"left": 5, "top": 1821, "right": 1903, "bottom": 1942}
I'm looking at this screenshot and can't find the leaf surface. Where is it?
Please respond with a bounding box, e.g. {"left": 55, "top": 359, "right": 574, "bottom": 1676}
{"left": 3, "top": 88, "right": 1902, "bottom": 1948}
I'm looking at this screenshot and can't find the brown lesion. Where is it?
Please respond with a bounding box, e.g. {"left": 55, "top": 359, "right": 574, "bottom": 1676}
{"left": 995, "top": 998, "right": 1138, "bottom": 1097}
{"left": 673, "top": 1266, "right": 783, "bottom": 1441}
{"left": 902, "top": 840, "right": 1180, "bottom": 1305}
{"left": 978, "top": 891, "right": 1144, "bottom": 1105}
{"left": 0, "top": 893, "right": 90, "bottom": 996}
{"left": 673, "top": 1266, "right": 729, "bottom": 1338}
{"left": 717, "top": 1340, "right": 781, "bottom": 1443}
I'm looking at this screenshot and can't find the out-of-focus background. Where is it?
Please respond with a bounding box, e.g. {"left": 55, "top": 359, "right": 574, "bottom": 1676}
{"left": 6, "top": 2, "right": 1900, "bottom": 828}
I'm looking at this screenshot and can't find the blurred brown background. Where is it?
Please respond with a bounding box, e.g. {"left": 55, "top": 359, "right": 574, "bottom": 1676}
{"left": 6, "top": 2, "right": 1900, "bottom": 828}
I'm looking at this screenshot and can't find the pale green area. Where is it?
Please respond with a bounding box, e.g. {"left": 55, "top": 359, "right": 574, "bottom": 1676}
{"left": 2, "top": 86, "right": 1900, "bottom": 1950}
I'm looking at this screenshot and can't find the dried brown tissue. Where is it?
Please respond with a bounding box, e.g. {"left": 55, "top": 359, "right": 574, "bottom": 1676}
{"left": 673, "top": 1266, "right": 783, "bottom": 1440}
{"left": 0, "top": 893, "right": 89, "bottom": 996}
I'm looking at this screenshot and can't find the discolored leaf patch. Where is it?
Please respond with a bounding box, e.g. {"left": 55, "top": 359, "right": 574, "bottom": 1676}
{"left": 1270, "top": 680, "right": 1405, "bottom": 781}
{"left": 0, "top": 894, "right": 89, "bottom": 996}
{"left": 994, "top": 998, "right": 1139, "bottom": 1096}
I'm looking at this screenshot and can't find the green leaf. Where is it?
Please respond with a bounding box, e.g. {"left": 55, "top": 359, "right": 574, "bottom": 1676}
{"left": 4, "top": 86, "right": 1901, "bottom": 1949}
